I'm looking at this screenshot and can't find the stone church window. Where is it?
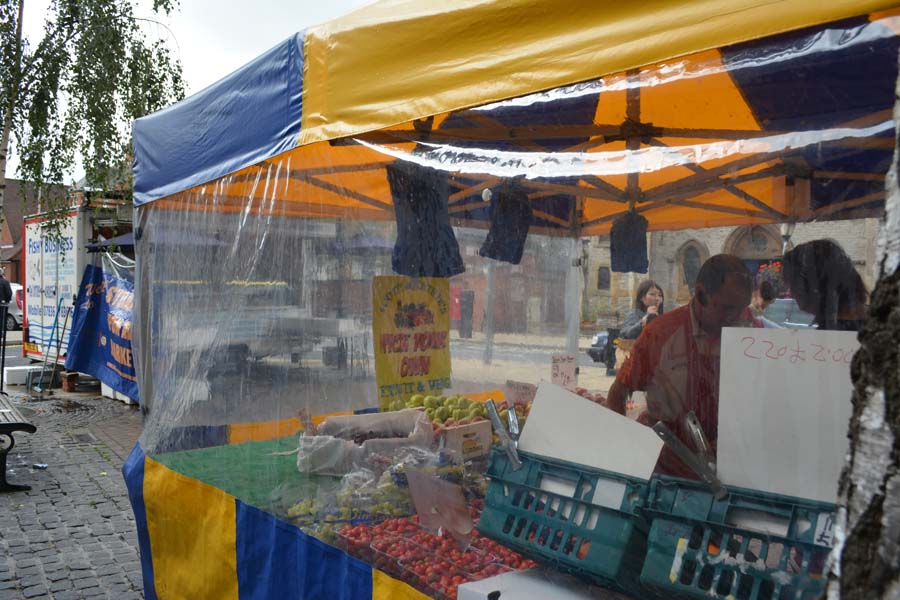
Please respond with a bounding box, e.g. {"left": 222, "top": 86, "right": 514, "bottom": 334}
{"left": 597, "top": 267, "right": 610, "bottom": 290}
{"left": 682, "top": 245, "right": 701, "bottom": 292}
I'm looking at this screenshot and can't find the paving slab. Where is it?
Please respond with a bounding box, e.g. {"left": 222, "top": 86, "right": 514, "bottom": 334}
{"left": 0, "top": 387, "right": 144, "bottom": 600}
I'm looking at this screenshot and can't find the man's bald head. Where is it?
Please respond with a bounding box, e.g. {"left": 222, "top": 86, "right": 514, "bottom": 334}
{"left": 693, "top": 254, "right": 753, "bottom": 337}
{"left": 696, "top": 254, "right": 753, "bottom": 297}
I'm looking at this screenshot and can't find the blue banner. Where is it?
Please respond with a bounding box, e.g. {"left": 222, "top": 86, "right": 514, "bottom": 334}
{"left": 65, "top": 263, "right": 139, "bottom": 401}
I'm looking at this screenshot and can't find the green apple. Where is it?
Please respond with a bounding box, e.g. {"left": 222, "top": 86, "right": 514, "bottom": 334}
{"left": 467, "top": 407, "right": 483, "bottom": 419}
{"left": 452, "top": 408, "right": 466, "bottom": 420}
{"left": 435, "top": 406, "right": 450, "bottom": 422}
{"left": 389, "top": 399, "right": 405, "bottom": 411}
{"left": 408, "top": 394, "right": 425, "bottom": 408}
{"left": 425, "top": 408, "right": 436, "bottom": 421}
{"left": 445, "top": 397, "right": 459, "bottom": 409}
{"left": 457, "top": 397, "right": 472, "bottom": 410}
{"left": 424, "top": 396, "right": 440, "bottom": 409}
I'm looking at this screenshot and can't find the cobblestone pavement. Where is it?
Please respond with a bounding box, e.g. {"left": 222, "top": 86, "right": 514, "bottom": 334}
{"left": 0, "top": 390, "right": 145, "bottom": 600}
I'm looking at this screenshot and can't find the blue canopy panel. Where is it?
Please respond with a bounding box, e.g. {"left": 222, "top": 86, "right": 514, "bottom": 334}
{"left": 133, "top": 33, "right": 305, "bottom": 206}
{"left": 439, "top": 91, "right": 601, "bottom": 152}
{"left": 87, "top": 232, "right": 135, "bottom": 252}
{"left": 721, "top": 16, "right": 899, "bottom": 132}
{"left": 722, "top": 16, "right": 898, "bottom": 220}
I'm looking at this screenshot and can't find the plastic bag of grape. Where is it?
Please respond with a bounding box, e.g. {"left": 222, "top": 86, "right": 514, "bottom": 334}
{"left": 284, "top": 449, "right": 474, "bottom": 549}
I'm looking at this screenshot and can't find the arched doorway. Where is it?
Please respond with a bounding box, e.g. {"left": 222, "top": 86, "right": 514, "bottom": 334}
{"left": 723, "top": 225, "right": 782, "bottom": 262}
{"left": 723, "top": 224, "right": 784, "bottom": 292}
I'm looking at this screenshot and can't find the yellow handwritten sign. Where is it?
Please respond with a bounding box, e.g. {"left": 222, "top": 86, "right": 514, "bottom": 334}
{"left": 373, "top": 276, "right": 452, "bottom": 410}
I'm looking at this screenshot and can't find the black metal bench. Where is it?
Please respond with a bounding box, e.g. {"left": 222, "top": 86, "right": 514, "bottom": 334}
{"left": 0, "top": 396, "right": 37, "bottom": 492}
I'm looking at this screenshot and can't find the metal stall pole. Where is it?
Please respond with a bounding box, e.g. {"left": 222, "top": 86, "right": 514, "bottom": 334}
{"left": 46, "top": 297, "right": 74, "bottom": 397}
{"left": 564, "top": 237, "right": 583, "bottom": 355}
{"left": 482, "top": 261, "right": 495, "bottom": 365}
{"left": 33, "top": 297, "right": 63, "bottom": 397}
{"left": 0, "top": 304, "right": 7, "bottom": 395}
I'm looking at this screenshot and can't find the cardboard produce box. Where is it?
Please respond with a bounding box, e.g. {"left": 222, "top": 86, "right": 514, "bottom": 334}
{"left": 443, "top": 420, "right": 492, "bottom": 460}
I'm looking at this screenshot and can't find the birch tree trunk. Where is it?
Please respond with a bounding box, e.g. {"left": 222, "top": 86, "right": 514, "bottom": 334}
{"left": 826, "top": 50, "right": 900, "bottom": 600}
{"left": 0, "top": 0, "right": 25, "bottom": 219}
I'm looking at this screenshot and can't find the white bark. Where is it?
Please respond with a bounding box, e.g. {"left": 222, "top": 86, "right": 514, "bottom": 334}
{"left": 0, "top": 0, "right": 25, "bottom": 220}
{"left": 826, "top": 49, "right": 900, "bottom": 600}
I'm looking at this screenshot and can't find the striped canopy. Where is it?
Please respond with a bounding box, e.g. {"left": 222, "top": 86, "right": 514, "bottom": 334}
{"left": 133, "top": 2, "right": 900, "bottom": 236}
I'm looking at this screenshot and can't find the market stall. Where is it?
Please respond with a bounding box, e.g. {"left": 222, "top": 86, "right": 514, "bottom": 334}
{"left": 125, "top": 2, "right": 900, "bottom": 599}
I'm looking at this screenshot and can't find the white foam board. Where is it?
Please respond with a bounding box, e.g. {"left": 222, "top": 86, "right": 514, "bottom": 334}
{"left": 718, "top": 327, "right": 856, "bottom": 503}
{"left": 517, "top": 382, "right": 662, "bottom": 481}
{"left": 458, "top": 568, "right": 619, "bottom": 600}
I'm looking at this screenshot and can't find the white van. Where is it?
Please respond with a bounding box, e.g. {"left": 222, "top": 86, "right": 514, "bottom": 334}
{"left": 5, "top": 283, "right": 23, "bottom": 330}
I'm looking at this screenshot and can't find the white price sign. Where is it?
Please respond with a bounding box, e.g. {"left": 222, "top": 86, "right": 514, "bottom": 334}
{"left": 551, "top": 354, "right": 577, "bottom": 391}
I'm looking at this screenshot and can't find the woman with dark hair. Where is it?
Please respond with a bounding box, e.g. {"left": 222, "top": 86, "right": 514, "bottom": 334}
{"left": 749, "top": 279, "right": 777, "bottom": 318}
{"left": 620, "top": 280, "right": 665, "bottom": 339}
{"left": 781, "top": 240, "right": 868, "bottom": 331}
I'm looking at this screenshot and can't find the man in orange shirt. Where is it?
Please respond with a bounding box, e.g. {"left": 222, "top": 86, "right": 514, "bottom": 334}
{"left": 606, "top": 254, "right": 760, "bottom": 478}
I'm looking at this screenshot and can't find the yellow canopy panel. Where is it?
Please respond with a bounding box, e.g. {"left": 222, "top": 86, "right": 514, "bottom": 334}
{"left": 300, "top": 0, "right": 900, "bottom": 145}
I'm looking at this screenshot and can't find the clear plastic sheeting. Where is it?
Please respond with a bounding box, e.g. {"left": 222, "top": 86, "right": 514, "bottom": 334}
{"left": 101, "top": 251, "right": 135, "bottom": 283}
{"left": 131, "top": 14, "right": 896, "bottom": 600}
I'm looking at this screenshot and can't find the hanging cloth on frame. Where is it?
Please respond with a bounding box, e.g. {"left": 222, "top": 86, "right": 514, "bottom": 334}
{"left": 610, "top": 210, "right": 649, "bottom": 273}
{"left": 479, "top": 184, "right": 533, "bottom": 265}
{"left": 386, "top": 161, "right": 465, "bottom": 278}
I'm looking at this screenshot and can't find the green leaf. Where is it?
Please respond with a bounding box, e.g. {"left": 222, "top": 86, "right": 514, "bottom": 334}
{"left": 2, "top": 0, "right": 184, "bottom": 233}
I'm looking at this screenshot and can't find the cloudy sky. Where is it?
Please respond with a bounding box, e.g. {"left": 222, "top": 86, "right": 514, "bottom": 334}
{"left": 9, "top": 0, "right": 371, "bottom": 177}
{"left": 151, "top": 0, "right": 373, "bottom": 95}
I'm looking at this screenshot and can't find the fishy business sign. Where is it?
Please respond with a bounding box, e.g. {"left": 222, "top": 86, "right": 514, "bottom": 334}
{"left": 372, "top": 276, "right": 451, "bottom": 410}
{"left": 64, "top": 264, "right": 139, "bottom": 401}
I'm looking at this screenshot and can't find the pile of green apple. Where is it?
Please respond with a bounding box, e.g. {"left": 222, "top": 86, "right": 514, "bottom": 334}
{"left": 392, "top": 393, "right": 488, "bottom": 425}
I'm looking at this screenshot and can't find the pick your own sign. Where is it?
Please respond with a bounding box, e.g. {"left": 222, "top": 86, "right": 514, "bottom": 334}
{"left": 373, "top": 276, "right": 452, "bottom": 410}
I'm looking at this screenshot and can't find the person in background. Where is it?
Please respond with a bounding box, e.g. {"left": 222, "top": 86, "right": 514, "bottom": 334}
{"left": 605, "top": 255, "right": 761, "bottom": 478}
{"left": 748, "top": 280, "right": 776, "bottom": 319}
{"left": 0, "top": 268, "right": 11, "bottom": 306}
{"left": 781, "top": 240, "right": 868, "bottom": 332}
{"left": 0, "top": 269, "right": 10, "bottom": 349}
{"left": 620, "top": 280, "right": 664, "bottom": 340}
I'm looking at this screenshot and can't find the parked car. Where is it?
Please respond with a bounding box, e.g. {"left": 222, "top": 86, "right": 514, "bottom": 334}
{"left": 586, "top": 331, "right": 610, "bottom": 362}
{"left": 5, "top": 283, "right": 23, "bottom": 331}
{"left": 763, "top": 298, "right": 816, "bottom": 329}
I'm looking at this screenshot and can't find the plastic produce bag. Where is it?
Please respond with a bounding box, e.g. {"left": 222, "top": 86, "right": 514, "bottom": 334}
{"left": 296, "top": 436, "right": 363, "bottom": 476}
{"left": 317, "top": 409, "right": 433, "bottom": 442}
{"left": 297, "top": 410, "right": 434, "bottom": 475}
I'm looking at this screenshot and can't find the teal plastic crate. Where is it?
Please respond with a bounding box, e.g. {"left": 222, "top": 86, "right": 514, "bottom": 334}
{"left": 479, "top": 449, "right": 649, "bottom": 595}
{"left": 639, "top": 476, "right": 836, "bottom": 600}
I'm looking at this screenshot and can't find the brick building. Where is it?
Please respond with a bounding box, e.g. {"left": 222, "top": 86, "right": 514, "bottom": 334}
{"left": 451, "top": 230, "right": 571, "bottom": 335}
{"left": 581, "top": 219, "right": 880, "bottom": 323}
{"left": 647, "top": 220, "right": 879, "bottom": 307}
